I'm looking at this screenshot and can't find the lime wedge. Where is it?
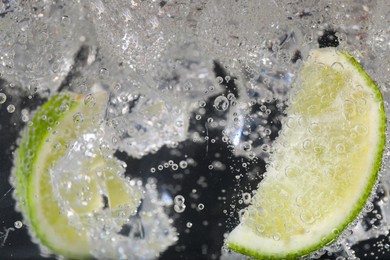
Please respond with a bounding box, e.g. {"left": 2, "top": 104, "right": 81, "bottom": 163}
{"left": 12, "top": 91, "right": 142, "bottom": 259}
{"left": 226, "top": 48, "right": 386, "bottom": 259}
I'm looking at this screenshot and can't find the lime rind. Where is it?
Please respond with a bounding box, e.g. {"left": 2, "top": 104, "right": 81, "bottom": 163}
{"left": 226, "top": 48, "right": 386, "bottom": 259}
{"left": 13, "top": 93, "right": 75, "bottom": 216}
{"left": 12, "top": 92, "right": 90, "bottom": 258}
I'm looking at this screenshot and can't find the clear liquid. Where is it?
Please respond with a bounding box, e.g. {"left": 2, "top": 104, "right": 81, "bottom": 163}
{"left": 1, "top": 0, "right": 390, "bottom": 259}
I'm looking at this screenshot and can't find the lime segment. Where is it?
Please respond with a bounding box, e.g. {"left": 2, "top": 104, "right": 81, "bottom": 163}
{"left": 13, "top": 91, "right": 142, "bottom": 259}
{"left": 227, "top": 48, "right": 386, "bottom": 259}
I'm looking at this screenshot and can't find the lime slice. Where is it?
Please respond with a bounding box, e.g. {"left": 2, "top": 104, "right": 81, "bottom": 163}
{"left": 12, "top": 91, "right": 142, "bottom": 259}
{"left": 226, "top": 48, "right": 386, "bottom": 258}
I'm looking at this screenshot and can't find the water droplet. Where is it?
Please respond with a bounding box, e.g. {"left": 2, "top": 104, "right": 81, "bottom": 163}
{"left": 214, "top": 96, "right": 229, "bottom": 111}
{"left": 0, "top": 93, "right": 7, "bottom": 104}
{"left": 195, "top": 114, "right": 202, "bottom": 120}
{"left": 7, "top": 104, "right": 15, "bottom": 113}
{"left": 216, "top": 76, "right": 223, "bottom": 84}
{"left": 14, "top": 220, "right": 23, "bottom": 229}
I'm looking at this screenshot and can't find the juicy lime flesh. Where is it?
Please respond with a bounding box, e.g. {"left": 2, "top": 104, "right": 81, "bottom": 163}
{"left": 14, "top": 92, "right": 141, "bottom": 259}
{"left": 227, "top": 48, "right": 386, "bottom": 259}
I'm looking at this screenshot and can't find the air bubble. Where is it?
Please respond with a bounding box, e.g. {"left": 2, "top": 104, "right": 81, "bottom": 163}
{"left": 364, "top": 202, "right": 374, "bottom": 212}
{"left": 176, "top": 120, "right": 184, "bottom": 127}
{"left": 53, "top": 142, "right": 61, "bottom": 150}
{"left": 343, "top": 100, "right": 356, "bottom": 119}
{"left": 7, "top": 104, "right": 15, "bottom": 113}
{"left": 84, "top": 94, "right": 96, "bottom": 107}
{"left": 242, "top": 193, "right": 251, "bottom": 204}
{"left": 242, "top": 142, "right": 252, "bottom": 152}
{"left": 335, "top": 144, "right": 346, "bottom": 153}
{"left": 174, "top": 204, "right": 186, "bottom": 213}
{"left": 14, "top": 220, "right": 23, "bottom": 229}
{"left": 354, "top": 124, "right": 368, "bottom": 135}
{"left": 0, "top": 93, "right": 7, "bottom": 104}
{"left": 73, "top": 112, "right": 84, "bottom": 125}
{"left": 302, "top": 139, "right": 311, "bottom": 150}
{"left": 61, "top": 15, "right": 71, "bottom": 25}
{"left": 186, "top": 222, "right": 193, "bottom": 228}
{"left": 99, "top": 68, "right": 109, "bottom": 79}
{"left": 214, "top": 96, "right": 229, "bottom": 111}
{"left": 174, "top": 195, "right": 185, "bottom": 205}
{"left": 197, "top": 203, "right": 204, "bottom": 211}
{"left": 300, "top": 211, "right": 315, "bottom": 224}
{"left": 198, "top": 100, "right": 206, "bottom": 107}
{"left": 227, "top": 93, "right": 235, "bottom": 100}
{"left": 179, "top": 161, "right": 188, "bottom": 169}
{"left": 295, "top": 194, "right": 303, "bottom": 207}
{"left": 331, "top": 62, "right": 344, "bottom": 71}
{"left": 256, "top": 224, "right": 265, "bottom": 233}
{"left": 261, "top": 144, "right": 271, "bottom": 153}
{"left": 21, "top": 115, "right": 29, "bottom": 122}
